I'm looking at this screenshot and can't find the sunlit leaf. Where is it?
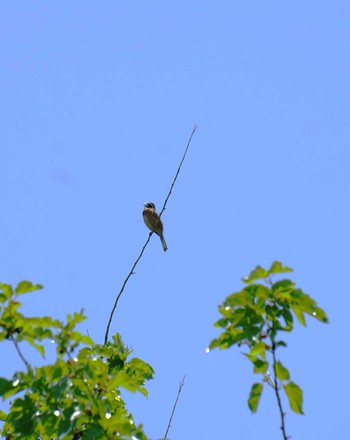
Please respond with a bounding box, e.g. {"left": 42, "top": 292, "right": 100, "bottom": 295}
{"left": 311, "top": 306, "right": 329, "bottom": 324}
{"left": 268, "top": 261, "right": 293, "bottom": 275}
{"left": 15, "top": 281, "right": 43, "bottom": 295}
{"left": 248, "top": 383, "right": 263, "bottom": 413}
{"left": 0, "top": 284, "right": 13, "bottom": 298}
{"left": 0, "top": 409, "right": 7, "bottom": 421}
{"left": 275, "top": 361, "right": 290, "bottom": 381}
{"left": 290, "top": 304, "right": 306, "bottom": 326}
{"left": 281, "top": 308, "right": 294, "bottom": 330}
{"left": 27, "top": 339, "right": 45, "bottom": 357}
{"left": 249, "top": 342, "right": 267, "bottom": 358}
{"left": 252, "top": 358, "right": 268, "bottom": 374}
{"left": 209, "top": 327, "right": 245, "bottom": 350}
{"left": 128, "top": 358, "right": 154, "bottom": 381}
{"left": 242, "top": 266, "right": 269, "bottom": 284}
{"left": 284, "top": 381, "right": 304, "bottom": 414}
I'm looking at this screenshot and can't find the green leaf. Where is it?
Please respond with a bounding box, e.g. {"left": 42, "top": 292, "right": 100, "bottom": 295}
{"left": 128, "top": 357, "right": 154, "bottom": 381}
{"left": 252, "top": 358, "right": 268, "bottom": 374}
{"left": 223, "top": 291, "right": 246, "bottom": 308}
{"left": 209, "top": 327, "right": 245, "bottom": 350}
{"left": 311, "top": 305, "right": 329, "bottom": 324}
{"left": 0, "top": 409, "right": 7, "bottom": 421}
{"left": 0, "top": 378, "right": 14, "bottom": 397}
{"left": 0, "top": 284, "right": 13, "bottom": 299}
{"left": 7, "top": 394, "right": 35, "bottom": 435}
{"left": 249, "top": 342, "right": 267, "bottom": 358}
{"left": 284, "top": 381, "right": 304, "bottom": 414}
{"left": 290, "top": 289, "right": 329, "bottom": 324}
{"left": 27, "top": 339, "right": 45, "bottom": 357}
{"left": 242, "top": 266, "right": 269, "bottom": 284}
{"left": 57, "top": 407, "right": 75, "bottom": 437}
{"left": 248, "top": 383, "right": 263, "bottom": 413}
{"left": 83, "top": 423, "right": 105, "bottom": 439}
{"left": 281, "top": 308, "right": 294, "bottom": 330}
{"left": 275, "top": 361, "right": 290, "bottom": 381}
{"left": 290, "top": 303, "right": 306, "bottom": 326}
{"left": 276, "top": 340, "right": 287, "bottom": 348}
{"left": 15, "top": 281, "right": 43, "bottom": 295}
{"left": 268, "top": 261, "right": 293, "bottom": 275}
{"left": 0, "top": 375, "right": 26, "bottom": 400}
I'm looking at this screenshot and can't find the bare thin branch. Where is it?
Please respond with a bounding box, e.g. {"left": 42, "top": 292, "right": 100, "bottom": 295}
{"left": 163, "top": 376, "right": 186, "bottom": 440}
{"left": 104, "top": 126, "right": 197, "bottom": 344}
{"left": 104, "top": 234, "right": 152, "bottom": 344}
{"left": 159, "top": 125, "right": 197, "bottom": 217}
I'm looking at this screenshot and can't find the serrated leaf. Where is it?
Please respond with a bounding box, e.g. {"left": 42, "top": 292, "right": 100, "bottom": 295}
{"left": 284, "top": 381, "right": 304, "bottom": 414}
{"left": 290, "top": 304, "right": 306, "bottom": 326}
{"left": 248, "top": 383, "right": 263, "bottom": 413}
{"left": 242, "top": 266, "right": 269, "bottom": 284}
{"left": 290, "top": 289, "right": 329, "bottom": 325}
{"left": 128, "top": 357, "right": 154, "bottom": 381}
{"left": 209, "top": 327, "right": 245, "bottom": 350}
{"left": 275, "top": 361, "right": 290, "bottom": 381}
{"left": 268, "top": 261, "right": 293, "bottom": 275}
{"left": 15, "top": 281, "right": 43, "bottom": 295}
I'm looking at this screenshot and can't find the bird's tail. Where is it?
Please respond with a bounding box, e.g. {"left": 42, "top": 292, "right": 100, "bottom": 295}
{"left": 160, "top": 233, "right": 168, "bottom": 252}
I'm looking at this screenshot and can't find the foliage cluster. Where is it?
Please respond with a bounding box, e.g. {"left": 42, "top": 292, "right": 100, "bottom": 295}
{"left": 0, "top": 262, "right": 328, "bottom": 440}
{"left": 208, "top": 262, "right": 328, "bottom": 438}
{"left": 0, "top": 282, "right": 153, "bottom": 440}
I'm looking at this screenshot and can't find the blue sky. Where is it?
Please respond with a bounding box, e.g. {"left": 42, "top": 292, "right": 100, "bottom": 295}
{"left": 1, "top": 2, "right": 349, "bottom": 439}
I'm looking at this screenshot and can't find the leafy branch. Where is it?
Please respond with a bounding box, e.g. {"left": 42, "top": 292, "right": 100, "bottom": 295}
{"left": 208, "top": 261, "right": 329, "bottom": 439}
{"left": 104, "top": 125, "right": 197, "bottom": 344}
{"left": 0, "top": 283, "right": 153, "bottom": 439}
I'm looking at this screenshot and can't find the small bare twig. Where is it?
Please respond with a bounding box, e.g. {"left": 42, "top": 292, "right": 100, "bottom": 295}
{"left": 104, "top": 235, "right": 152, "bottom": 344}
{"left": 159, "top": 125, "right": 197, "bottom": 218}
{"left": 163, "top": 376, "right": 186, "bottom": 439}
{"left": 104, "top": 126, "right": 197, "bottom": 344}
{"left": 11, "top": 336, "right": 30, "bottom": 369}
{"left": 271, "top": 341, "right": 289, "bottom": 440}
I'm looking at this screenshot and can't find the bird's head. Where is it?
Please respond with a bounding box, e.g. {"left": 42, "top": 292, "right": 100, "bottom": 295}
{"left": 144, "top": 202, "right": 156, "bottom": 209}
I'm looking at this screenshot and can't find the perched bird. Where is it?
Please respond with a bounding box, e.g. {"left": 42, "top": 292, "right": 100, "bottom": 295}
{"left": 143, "top": 202, "right": 168, "bottom": 252}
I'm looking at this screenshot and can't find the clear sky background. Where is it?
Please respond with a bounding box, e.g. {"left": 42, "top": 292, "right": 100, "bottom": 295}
{"left": 1, "top": 2, "right": 349, "bottom": 439}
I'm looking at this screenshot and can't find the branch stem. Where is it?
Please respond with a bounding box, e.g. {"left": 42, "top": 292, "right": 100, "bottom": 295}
{"left": 104, "top": 126, "right": 197, "bottom": 344}
{"left": 163, "top": 376, "right": 186, "bottom": 439}
{"left": 11, "top": 336, "right": 30, "bottom": 369}
{"left": 271, "top": 341, "right": 288, "bottom": 440}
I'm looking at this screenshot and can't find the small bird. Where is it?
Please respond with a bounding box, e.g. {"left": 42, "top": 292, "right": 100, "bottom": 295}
{"left": 143, "top": 202, "right": 168, "bottom": 251}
